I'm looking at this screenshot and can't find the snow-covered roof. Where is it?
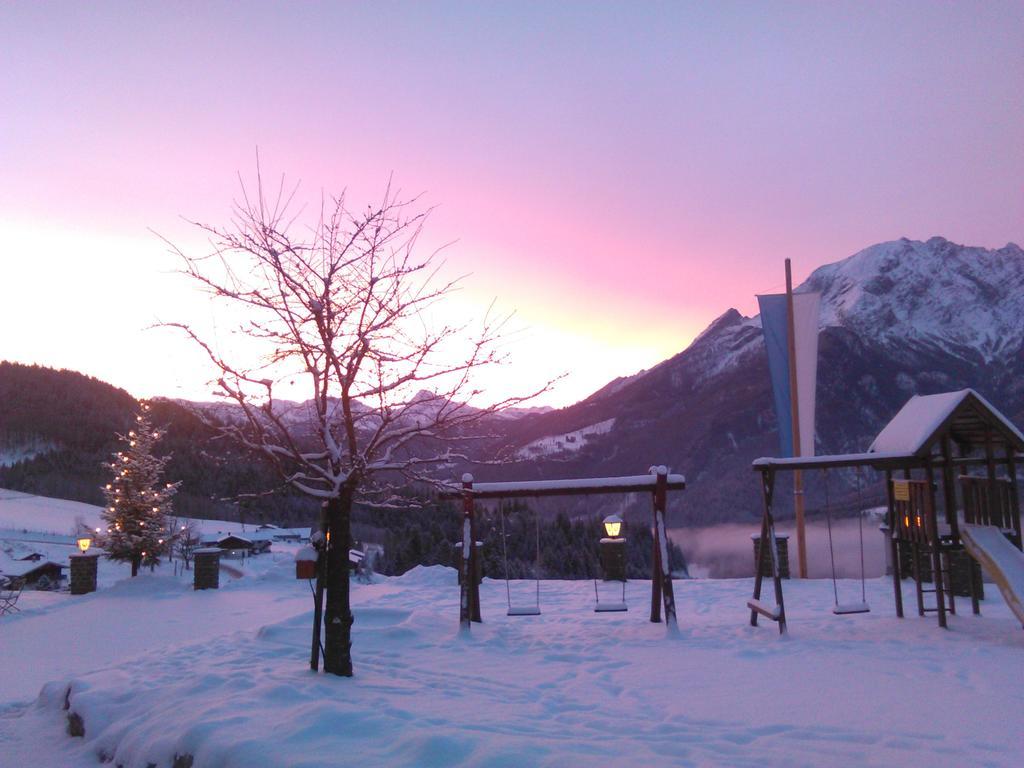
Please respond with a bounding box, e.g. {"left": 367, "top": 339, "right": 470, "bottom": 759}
{"left": 0, "top": 551, "right": 63, "bottom": 578}
{"left": 751, "top": 451, "right": 919, "bottom": 471}
{"left": 754, "top": 389, "right": 1024, "bottom": 471}
{"left": 217, "top": 534, "right": 253, "bottom": 546}
{"left": 869, "top": 389, "right": 1024, "bottom": 456}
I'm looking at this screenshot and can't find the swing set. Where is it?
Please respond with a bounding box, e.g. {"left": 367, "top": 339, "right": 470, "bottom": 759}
{"left": 750, "top": 389, "right": 1024, "bottom": 633}
{"left": 440, "top": 467, "right": 685, "bottom": 630}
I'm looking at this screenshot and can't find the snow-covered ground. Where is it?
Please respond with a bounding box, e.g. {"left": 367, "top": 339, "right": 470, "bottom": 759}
{"left": 1, "top": 490, "right": 1022, "bottom": 767}
{"left": 2, "top": 565, "right": 1022, "bottom": 766}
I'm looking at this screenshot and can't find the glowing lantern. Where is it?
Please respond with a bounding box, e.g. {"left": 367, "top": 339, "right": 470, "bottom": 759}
{"left": 603, "top": 514, "right": 624, "bottom": 538}
{"left": 77, "top": 537, "right": 92, "bottom": 554}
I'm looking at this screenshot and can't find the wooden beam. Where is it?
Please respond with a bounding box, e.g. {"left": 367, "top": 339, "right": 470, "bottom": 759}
{"left": 924, "top": 460, "right": 947, "bottom": 629}
{"left": 651, "top": 469, "right": 677, "bottom": 627}
{"left": 885, "top": 470, "right": 903, "bottom": 618}
{"left": 459, "top": 475, "right": 475, "bottom": 630}
{"left": 438, "top": 474, "right": 686, "bottom": 500}
{"left": 785, "top": 258, "right": 809, "bottom": 579}
{"left": 1006, "top": 446, "right": 1022, "bottom": 550}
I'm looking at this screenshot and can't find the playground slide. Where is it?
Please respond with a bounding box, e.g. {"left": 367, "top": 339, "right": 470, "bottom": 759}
{"left": 960, "top": 523, "right": 1024, "bottom": 627}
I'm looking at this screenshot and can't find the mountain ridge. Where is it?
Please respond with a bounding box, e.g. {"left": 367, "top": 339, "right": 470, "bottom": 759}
{"left": 2, "top": 235, "right": 1021, "bottom": 527}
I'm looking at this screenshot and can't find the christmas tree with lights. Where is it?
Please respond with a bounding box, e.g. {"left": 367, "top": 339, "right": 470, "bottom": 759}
{"left": 101, "top": 401, "right": 180, "bottom": 576}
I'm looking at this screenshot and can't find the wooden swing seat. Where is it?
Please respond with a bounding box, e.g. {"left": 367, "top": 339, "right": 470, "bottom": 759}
{"left": 507, "top": 606, "right": 541, "bottom": 616}
{"left": 833, "top": 602, "right": 870, "bottom": 615}
{"left": 594, "top": 602, "right": 628, "bottom": 613}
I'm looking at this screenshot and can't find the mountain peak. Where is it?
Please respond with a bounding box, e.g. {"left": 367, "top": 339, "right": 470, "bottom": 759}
{"left": 801, "top": 237, "right": 1024, "bottom": 362}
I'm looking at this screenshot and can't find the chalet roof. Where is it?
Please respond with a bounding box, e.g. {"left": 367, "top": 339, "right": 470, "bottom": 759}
{"left": 217, "top": 534, "right": 253, "bottom": 546}
{"left": 0, "top": 551, "right": 64, "bottom": 578}
{"left": 868, "top": 389, "right": 1024, "bottom": 457}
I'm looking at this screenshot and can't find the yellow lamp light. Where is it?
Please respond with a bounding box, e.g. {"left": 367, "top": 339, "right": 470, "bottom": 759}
{"left": 603, "top": 514, "right": 624, "bottom": 538}
{"left": 77, "top": 537, "right": 92, "bottom": 554}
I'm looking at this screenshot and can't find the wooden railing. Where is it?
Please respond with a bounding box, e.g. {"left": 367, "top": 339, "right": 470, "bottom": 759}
{"left": 892, "top": 479, "right": 937, "bottom": 545}
{"left": 959, "top": 475, "right": 1021, "bottom": 550}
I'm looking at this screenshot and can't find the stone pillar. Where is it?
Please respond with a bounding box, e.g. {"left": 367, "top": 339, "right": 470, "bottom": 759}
{"left": 69, "top": 553, "right": 99, "bottom": 595}
{"left": 599, "top": 538, "right": 627, "bottom": 581}
{"left": 194, "top": 548, "right": 221, "bottom": 590}
{"left": 752, "top": 534, "right": 790, "bottom": 579}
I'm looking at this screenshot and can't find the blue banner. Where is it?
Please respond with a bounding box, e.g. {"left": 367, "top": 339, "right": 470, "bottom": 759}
{"left": 757, "top": 294, "right": 794, "bottom": 457}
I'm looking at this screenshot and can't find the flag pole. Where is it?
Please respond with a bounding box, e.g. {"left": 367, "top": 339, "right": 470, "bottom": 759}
{"left": 785, "top": 258, "right": 809, "bottom": 578}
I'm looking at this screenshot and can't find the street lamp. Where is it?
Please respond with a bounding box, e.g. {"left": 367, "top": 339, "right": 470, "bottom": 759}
{"left": 595, "top": 514, "right": 628, "bottom": 612}
{"left": 599, "top": 516, "right": 626, "bottom": 582}
{"left": 76, "top": 536, "right": 92, "bottom": 554}
{"left": 603, "top": 514, "right": 624, "bottom": 539}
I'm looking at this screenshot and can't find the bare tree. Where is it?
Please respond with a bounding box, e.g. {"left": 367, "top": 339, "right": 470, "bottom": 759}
{"left": 163, "top": 171, "right": 547, "bottom": 676}
{"left": 167, "top": 517, "right": 202, "bottom": 571}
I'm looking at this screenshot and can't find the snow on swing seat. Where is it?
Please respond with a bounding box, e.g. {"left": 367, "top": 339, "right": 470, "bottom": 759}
{"left": 594, "top": 602, "right": 628, "bottom": 613}
{"left": 507, "top": 606, "right": 541, "bottom": 617}
{"left": 833, "top": 602, "right": 871, "bottom": 615}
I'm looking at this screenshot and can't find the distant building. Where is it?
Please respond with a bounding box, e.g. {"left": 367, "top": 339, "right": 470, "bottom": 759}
{"left": 0, "top": 552, "right": 65, "bottom": 589}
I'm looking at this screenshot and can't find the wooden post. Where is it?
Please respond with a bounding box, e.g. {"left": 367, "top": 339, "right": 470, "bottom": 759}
{"left": 925, "top": 460, "right": 947, "bottom": 628}
{"left": 310, "top": 502, "right": 328, "bottom": 672}
{"left": 1007, "top": 447, "right": 1022, "bottom": 550}
{"left": 885, "top": 471, "right": 904, "bottom": 618}
{"left": 650, "top": 468, "right": 663, "bottom": 623}
{"left": 460, "top": 474, "right": 476, "bottom": 630}
{"left": 785, "top": 259, "right": 808, "bottom": 579}
{"left": 984, "top": 426, "right": 999, "bottom": 525}
{"left": 470, "top": 495, "right": 482, "bottom": 625}
{"left": 941, "top": 437, "right": 960, "bottom": 538}
{"left": 749, "top": 469, "right": 786, "bottom": 633}
{"left": 651, "top": 467, "right": 677, "bottom": 628}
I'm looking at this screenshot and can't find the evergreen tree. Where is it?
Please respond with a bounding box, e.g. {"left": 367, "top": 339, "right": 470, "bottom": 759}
{"left": 101, "top": 401, "right": 180, "bottom": 576}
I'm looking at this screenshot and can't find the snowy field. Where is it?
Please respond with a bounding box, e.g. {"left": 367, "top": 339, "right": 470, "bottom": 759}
{"left": 2, "top": 567, "right": 1023, "bottom": 766}
{"left": 1, "top": 491, "right": 1022, "bottom": 767}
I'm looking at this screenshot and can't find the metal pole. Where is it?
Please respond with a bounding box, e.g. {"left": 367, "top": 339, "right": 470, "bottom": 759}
{"left": 785, "top": 258, "right": 808, "bottom": 579}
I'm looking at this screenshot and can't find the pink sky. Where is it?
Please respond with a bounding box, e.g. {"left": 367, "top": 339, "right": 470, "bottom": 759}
{"left": 1, "top": 2, "right": 1021, "bottom": 406}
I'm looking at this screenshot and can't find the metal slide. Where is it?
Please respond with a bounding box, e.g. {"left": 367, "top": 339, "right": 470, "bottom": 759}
{"left": 960, "top": 523, "right": 1024, "bottom": 627}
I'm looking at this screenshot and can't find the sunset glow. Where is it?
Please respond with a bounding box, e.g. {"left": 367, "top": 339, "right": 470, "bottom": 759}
{"left": 2, "top": 2, "right": 1021, "bottom": 406}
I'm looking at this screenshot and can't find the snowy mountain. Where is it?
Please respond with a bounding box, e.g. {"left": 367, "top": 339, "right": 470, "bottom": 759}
{"left": 3, "top": 237, "right": 1022, "bottom": 528}
{"left": 482, "top": 237, "right": 1024, "bottom": 524}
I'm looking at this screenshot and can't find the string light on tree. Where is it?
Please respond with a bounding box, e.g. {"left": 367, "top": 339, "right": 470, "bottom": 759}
{"left": 100, "top": 400, "right": 181, "bottom": 577}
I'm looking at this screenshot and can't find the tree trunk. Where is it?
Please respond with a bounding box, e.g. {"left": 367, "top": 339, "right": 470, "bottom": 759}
{"left": 131, "top": 556, "right": 140, "bottom": 577}
{"left": 323, "top": 489, "right": 354, "bottom": 676}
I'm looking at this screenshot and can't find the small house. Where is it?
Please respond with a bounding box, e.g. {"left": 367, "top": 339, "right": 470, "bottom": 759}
{"left": 216, "top": 534, "right": 255, "bottom": 558}
{"left": 0, "top": 552, "right": 65, "bottom": 590}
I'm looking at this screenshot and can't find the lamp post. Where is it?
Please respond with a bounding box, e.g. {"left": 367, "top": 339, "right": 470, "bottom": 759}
{"left": 70, "top": 536, "right": 99, "bottom": 595}
{"left": 600, "top": 515, "right": 626, "bottom": 581}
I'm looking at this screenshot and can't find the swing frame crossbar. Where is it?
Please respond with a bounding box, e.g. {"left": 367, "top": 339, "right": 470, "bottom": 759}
{"left": 439, "top": 469, "right": 685, "bottom": 631}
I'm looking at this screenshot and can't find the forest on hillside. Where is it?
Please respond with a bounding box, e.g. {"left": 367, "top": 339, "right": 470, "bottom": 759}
{"left": 1, "top": 362, "right": 687, "bottom": 580}
{"left": 372, "top": 500, "right": 688, "bottom": 580}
